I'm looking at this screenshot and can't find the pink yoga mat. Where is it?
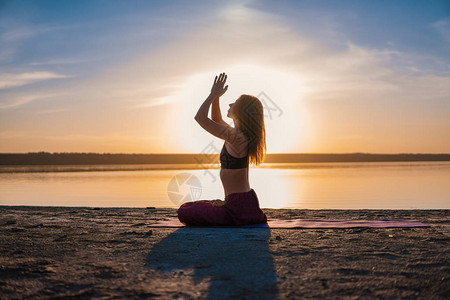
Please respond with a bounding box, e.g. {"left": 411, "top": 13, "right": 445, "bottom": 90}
{"left": 149, "top": 218, "right": 428, "bottom": 228}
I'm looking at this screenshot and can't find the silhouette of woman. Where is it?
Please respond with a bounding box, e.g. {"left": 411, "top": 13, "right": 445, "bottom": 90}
{"left": 177, "top": 72, "right": 268, "bottom": 226}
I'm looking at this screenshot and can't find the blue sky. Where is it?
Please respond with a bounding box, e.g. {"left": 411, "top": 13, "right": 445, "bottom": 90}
{"left": 0, "top": 0, "right": 449, "bottom": 153}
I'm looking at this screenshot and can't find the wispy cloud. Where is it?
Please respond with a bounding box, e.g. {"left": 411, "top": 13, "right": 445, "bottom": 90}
{"left": 29, "top": 57, "right": 96, "bottom": 66}
{"left": 0, "top": 94, "right": 40, "bottom": 109}
{"left": 431, "top": 17, "right": 450, "bottom": 44}
{"left": 34, "top": 108, "right": 70, "bottom": 115}
{"left": 0, "top": 20, "right": 82, "bottom": 64}
{"left": 0, "top": 23, "right": 79, "bottom": 42}
{"left": 0, "top": 71, "right": 71, "bottom": 90}
{"left": 0, "top": 92, "right": 67, "bottom": 109}
{"left": 1, "top": 26, "right": 48, "bottom": 42}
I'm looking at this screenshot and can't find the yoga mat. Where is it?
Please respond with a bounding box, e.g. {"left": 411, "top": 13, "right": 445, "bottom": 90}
{"left": 149, "top": 218, "right": 428, "bottom": 229}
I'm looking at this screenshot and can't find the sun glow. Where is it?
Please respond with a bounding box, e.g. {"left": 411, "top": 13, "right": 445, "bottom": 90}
{"left": 173, "top": 64, "right": 308, "bottom": 154}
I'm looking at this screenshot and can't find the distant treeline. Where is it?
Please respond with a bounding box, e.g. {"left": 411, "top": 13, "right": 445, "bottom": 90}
{"left": 1, "top": 152, "right": 450, "bottom": 165}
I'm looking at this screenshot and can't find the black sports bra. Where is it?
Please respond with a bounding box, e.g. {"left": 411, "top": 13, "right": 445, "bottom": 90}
{"left": 220, "top": 143, "right": 248, "bottom": 169}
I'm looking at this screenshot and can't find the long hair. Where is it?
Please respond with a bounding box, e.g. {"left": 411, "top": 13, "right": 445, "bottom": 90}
{"left": 234, "top": 94, "right": 266, "bottom": 166}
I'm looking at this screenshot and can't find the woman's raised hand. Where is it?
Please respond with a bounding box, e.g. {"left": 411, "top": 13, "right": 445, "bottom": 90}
{"left": 210, "top": 72, "right": 228, "bottom": 98}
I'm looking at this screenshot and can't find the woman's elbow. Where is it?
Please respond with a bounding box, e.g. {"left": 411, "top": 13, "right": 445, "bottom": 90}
{"left": 194, "top": 115, "right": 206, "bottom": 123}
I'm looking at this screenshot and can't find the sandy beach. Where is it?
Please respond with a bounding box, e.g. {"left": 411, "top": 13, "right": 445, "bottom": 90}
{"left": 0, "top": 207, "right": 448, "bottom": 299}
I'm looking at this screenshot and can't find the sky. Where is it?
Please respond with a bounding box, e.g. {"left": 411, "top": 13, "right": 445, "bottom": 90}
{"left": 0, "top": 0, "right": 449, "bottom": 154}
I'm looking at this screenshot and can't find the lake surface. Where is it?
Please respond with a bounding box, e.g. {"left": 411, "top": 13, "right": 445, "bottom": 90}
{"left": 1, "top": 162, "right": 449, "bottom": 209}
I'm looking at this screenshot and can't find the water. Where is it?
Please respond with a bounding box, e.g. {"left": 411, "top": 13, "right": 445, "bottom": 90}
{"left": 1, "top": 162, "right": 449, "bottom": 209}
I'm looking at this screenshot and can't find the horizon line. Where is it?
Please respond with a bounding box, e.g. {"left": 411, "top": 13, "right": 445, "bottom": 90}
{"left": 2, "top": 152, "right": 450, "bottom": 155}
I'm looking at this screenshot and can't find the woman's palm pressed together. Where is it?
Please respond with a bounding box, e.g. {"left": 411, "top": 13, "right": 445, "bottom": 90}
{"left": 210, "top": 72, "right": 228, "bottom": 98}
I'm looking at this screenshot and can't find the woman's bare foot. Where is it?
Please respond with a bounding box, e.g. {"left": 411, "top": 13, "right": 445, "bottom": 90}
{"left": 211, "top": 200, "right": 226, "bottom": 207}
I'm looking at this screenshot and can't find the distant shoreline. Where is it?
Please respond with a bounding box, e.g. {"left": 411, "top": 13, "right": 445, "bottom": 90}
{"left": 1, "top": 152, "right": 449, "bottom": 166}
{"left": 2, "top": 161, "right": 449, "bottom": 173}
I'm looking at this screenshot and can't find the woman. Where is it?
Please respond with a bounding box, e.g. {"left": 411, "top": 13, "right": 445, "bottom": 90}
{"left": 177, "top": 72, "right": 268, "bottom": 226}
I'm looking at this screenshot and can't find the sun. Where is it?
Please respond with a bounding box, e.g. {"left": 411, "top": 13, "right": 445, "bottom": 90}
{"left": 172, "top": 64, "right": 308, "bottom": 154}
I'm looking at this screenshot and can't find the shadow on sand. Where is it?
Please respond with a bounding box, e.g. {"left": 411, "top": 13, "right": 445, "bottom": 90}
{"left": 146, "top": 227, "right": 278, "bottom": 299}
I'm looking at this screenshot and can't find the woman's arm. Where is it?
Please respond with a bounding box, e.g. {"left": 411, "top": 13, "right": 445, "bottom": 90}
{"left": 194, "top": 73, "right": 237, "bottom": 143}
{"left": 194, "top": 93, "right": 215, "bottom": 121}
{"left": 195, "top": 73, "right": 228, "bottom": 122}
{"left": 211, "top": 96, "right": 228, "bottom": 126}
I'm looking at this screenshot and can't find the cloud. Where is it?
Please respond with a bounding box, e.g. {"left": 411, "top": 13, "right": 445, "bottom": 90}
{"left": 5, "top": 1, "right": 430, "bottom": 110}
{"left": 34, "top": 108, "right": 70, "bottom": 115}
{"left": 29, "top": 57, "right": 96, "bottom": 66}
{"left": 431, "top": 17, "right": 450, "bottom": 44}
{"left": 5, "top": 1, "right": 450, "bottom": 116}
{"left": 0, "top": 94, "right": 39, "bottom": 109}
{"left": 0, "top": 71, "right": 71, "bottom": 90}
{"left": 0, "top": 92, "right": 67, "bottom": 109}
{"left": 0, "top": 22, "right": 80, "bottom": 42}
{"left": 0, "top": 20, "right": 82, "bottom": 64}
{"left": 1, "top": 0, "right": 449, "bottom": 153}
{"left": 1, "top": 26, "right": 47, "bottom": 42}
{"left": 3, "top": 2, "right": 449, "bottom": 109}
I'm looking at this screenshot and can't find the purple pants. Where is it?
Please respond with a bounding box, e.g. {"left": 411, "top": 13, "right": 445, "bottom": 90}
{"left": 177, "top": 188, "right": 267, "bottom": 226}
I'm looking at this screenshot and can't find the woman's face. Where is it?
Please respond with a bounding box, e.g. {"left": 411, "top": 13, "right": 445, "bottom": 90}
{"left": 227, "top": 100, "right": 238, "bottom": 119}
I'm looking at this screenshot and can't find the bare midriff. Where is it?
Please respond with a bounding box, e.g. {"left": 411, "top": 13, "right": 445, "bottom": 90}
{"left": 220, "top": 134, "right": 251, "bottom": 198}
{"left": 220, "top": 167, "right": 251, "bottom": 198}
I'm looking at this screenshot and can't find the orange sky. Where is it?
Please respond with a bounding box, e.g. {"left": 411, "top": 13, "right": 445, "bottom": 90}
{"left": 1, "top": 1, "right": 449, "bottom": 154}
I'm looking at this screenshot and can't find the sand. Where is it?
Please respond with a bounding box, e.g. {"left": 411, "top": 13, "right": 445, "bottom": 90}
{"left": 0, "top": 207, "right": 448, "bottom": 299}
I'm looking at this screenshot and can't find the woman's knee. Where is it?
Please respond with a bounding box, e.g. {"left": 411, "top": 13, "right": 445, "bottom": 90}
{"left": 177, "top": 201, "right": 199, "bottom": 222}
{"left": 177, "top": 201, "right": 221, "bottom": 225}
{"left": 177, "top": 205, "right": 189, "bottom": 222}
